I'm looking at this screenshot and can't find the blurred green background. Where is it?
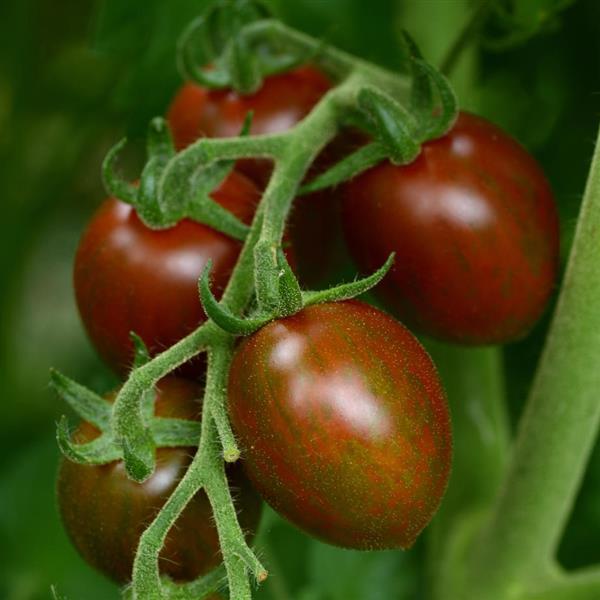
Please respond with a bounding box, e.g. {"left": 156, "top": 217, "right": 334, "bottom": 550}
{"left": 0, "top": 0, "right": 598, "bottom": 598}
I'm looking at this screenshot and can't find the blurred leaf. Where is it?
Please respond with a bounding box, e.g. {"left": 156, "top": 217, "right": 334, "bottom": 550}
{"left": 485, "top": 0, "right": 576, "bottom": 49}
{"left": 305, "top": 542, "right": 421, "bottom": 600}
{"left": 93, "top": 0, "right": 218, "bottom": 133}
{"left": 0, "top": 435, "right": 118, "bottom": 599}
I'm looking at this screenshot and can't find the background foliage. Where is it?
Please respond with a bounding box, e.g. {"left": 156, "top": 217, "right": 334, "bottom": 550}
{"left": 0, "top": 0, "right": 598, "bottom": 598}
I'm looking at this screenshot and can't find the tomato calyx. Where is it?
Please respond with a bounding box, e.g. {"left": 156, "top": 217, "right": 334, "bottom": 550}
{"left": 200, "top": 249, "right": 395, "bottom": 336}
{"left": 52, "top": 370, "right": 202, "bottom": 469}
{"left": 102, "top": 117, "right": 251, "bottom": 241}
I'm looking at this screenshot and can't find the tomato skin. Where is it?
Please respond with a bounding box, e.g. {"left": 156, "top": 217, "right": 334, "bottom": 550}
{"left": 228, "top": 301, "right": 451, "bottom": 550}
{"left": 342, "top": 112, "right": 560, "bottom": 345}
{"left": 73, "top": 171, "right": 260, "bottom": 375}
{"left": 167, "top": 66, "right": 331, "bottom": 165}
{"left": 56, "top": 377, "right": 262, "bottom": 585}
{"left": 167, "top": 67, "right": 349, "bottom": 286}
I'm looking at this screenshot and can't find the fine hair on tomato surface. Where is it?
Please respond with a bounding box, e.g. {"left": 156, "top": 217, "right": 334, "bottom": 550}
{"left": 342, "top": 111, "right": 560, "bottom": 345}
{"left": 228, "top": 300, "right": 452, "bottom": 550}
{"left": 56, "top": 377, "right": 262, "bottom": 584}
{"left": 73, "top": 170, "right": 260, "bottom": 376}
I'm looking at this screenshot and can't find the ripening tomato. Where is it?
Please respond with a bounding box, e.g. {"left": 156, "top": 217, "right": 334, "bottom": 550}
{"left": 167, "top": 66, "right": 351, "bottom": 286}
{"left": 74, "top": 171, "right": 260, "bottom": 375}
{"left": 228, "top": 301, "right": 451, "bottom": 549}
{"left": 56, "top": 377, "right": 262, "bottom": 585}
{"left": 342, "top": 111, "right": 560, "bottom": 345}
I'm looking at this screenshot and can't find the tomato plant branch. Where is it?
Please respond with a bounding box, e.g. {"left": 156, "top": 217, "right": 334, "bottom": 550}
{"left": 519, "top": 567, "right": 600, "bottom": 600}
{"left": 238, "top": 19, "right": 411, "bottom": 96}
{"left": 425, "top": 344, "right": 509, "bottom": 600}
{"left": 463, "top": 123, "right": 600, "bottom": 599}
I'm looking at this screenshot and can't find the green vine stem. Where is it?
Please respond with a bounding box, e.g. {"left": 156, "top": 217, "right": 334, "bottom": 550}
{"left": 424, "top": 344, "right": 509, "bottom": 600}
{"left": 520, "top": 568, "right": 600, "bottom": 600}
{"left": 463, "top": 123, "right": 600, "bottom": 599}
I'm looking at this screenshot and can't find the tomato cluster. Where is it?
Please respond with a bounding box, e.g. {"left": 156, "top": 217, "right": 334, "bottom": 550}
{"left": 62, "top": 60, "right": 559, "bottom": 587}
{"left": 57, "top": 377, "right": 261, "bottom": 585}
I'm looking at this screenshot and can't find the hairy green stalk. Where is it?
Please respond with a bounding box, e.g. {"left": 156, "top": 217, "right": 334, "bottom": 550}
{"left": 462, "top": 123, "right": 600, "bottom": 600}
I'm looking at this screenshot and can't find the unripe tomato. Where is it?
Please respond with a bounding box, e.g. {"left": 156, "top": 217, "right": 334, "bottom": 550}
{"left": 167, "top": 67, "right": 349, "bottom": 286}
{"left": 228, "top": 301, "right": 451, "bottom": 549}
{"left": 342, "top": 111, "right": 560, "bottom": 345}
{"left": 56, "top": 377, "right": 262, "bottom": 585}
{"left": 74, "top": 171, "right": 259, "bottom": 375}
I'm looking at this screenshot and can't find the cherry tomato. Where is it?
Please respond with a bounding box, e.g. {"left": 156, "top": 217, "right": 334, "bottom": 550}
{"left": 342, "top": 111, "right": 560, "bottom": 345}
{"left": 228, "top": 301, "right": 451, "bottom": 549}
{"left": 167, "top": 66, "right": 332, "bottom": 176}
{"left": 74, "top": 171, "right": 260, "bottom": 375}
{"left": 167, "top": 66, "right": 349, "bottom": 286}
{"left": 57, "top": 377, "right": 262, "bottom": 585}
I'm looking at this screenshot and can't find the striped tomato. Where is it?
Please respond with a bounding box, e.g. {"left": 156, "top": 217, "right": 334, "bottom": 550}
{"left": 228, "top": 301, "right": 452, "bottom": 549}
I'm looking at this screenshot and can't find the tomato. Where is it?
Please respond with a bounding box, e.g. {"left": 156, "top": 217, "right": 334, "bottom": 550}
{"left": 167, "top": 66, "right": 332, "bottom": 177}
{"left": 56, "top": 377, "right": 262, "bottom": 585}
{"left": 342, "top": 112, "right": 560, "bottom": 345}
{"left": 74, "top": 170, "right": 260, "bottom": 376}
{"left": 228, "top": 300, "right": 451, "bottom": 549}
{"left": 167, "top": 66, "right": 350, "bottom": 286}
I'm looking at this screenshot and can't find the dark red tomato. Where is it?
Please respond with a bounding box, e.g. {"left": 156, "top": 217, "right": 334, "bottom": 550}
{"left": 228, "top": 301, "right": 451, "bottom": 549}
{"left": 57, "top": 377, "right": 262, "bottom": 585}
{"left": 167, "top": 66, "right": 332, "bottom": 172}
{"left": 74, "top": 170, "right": 260, "bottom": 376}
{"left": 167, "top": 67, "right": 349, "bottom": 286}
{"left": 342, "top": 111, "right": 560, "bottom": 345}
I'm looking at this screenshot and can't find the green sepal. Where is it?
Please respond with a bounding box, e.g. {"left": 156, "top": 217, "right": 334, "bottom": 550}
{"left": 254, "top": 240, "right": 280, "bottom": 314}
{"left": 49, "top": 369, "right": 111, "bottom": 431}
{"left": 136, "top": 118, "right": 178, "bottom": 227}
{"left": 151, "top": 418, "right": 202, "bottom": 447}
{"left": 303, "top": 253, "right": 395, "bottom": 306}
{"left": 199, "top": 261, "right": 268, "bottom": 334}
{"left": 186, "top": 161, "right": 251, "bottom": 242}
{"left": 176, "top": 15, "right": 232, "bottom": 89}
{"left": 147, "top": 117, "right": 176, "bottom": 162}
{"left": 140, "top": 565, "right": 228, "bottom": 600}
{"left": 56, "top": 416, "right": 121, "bottom": 465}
{"left": 411, "top": 59, "right": 458, "bottom": 141}
{"left": 276, "top": 248, "right": 303, "bottom": 316}
{"left": 130, "top": 332, "right": 151, "bottom": 369}
{"left": 358, "top": 88, "right": 420, "bottom": 165}
{"left": 225, "top": 33, "right": 262, "bottom": 94}
{"left": 401, "top": 31, "right": 434, "bottom": 121}
{"left": 102, "top": 138, "right": 138, "bottom": 204}
{"left": 121, "top": 428, "right": 156, "bottom": 483}
{"left": 300, "top": 142, "right": 388, "bottom": 194}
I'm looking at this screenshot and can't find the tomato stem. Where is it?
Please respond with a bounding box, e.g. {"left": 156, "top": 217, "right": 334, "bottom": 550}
{"left": 461, "top": 123, "right": 600, "bottom": 599}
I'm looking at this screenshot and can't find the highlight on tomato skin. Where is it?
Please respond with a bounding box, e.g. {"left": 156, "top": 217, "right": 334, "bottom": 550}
{"left": 73, "top": 170, "right": 260, "bottom": 376}
{"left": 342, "top": 111, "right": 560, "bottom": 346}
{"left": 56, "top": 377, "right": 262, "bottom": 585}
{"left": 227, "top": 300, "right": 452, "bottom": 550}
